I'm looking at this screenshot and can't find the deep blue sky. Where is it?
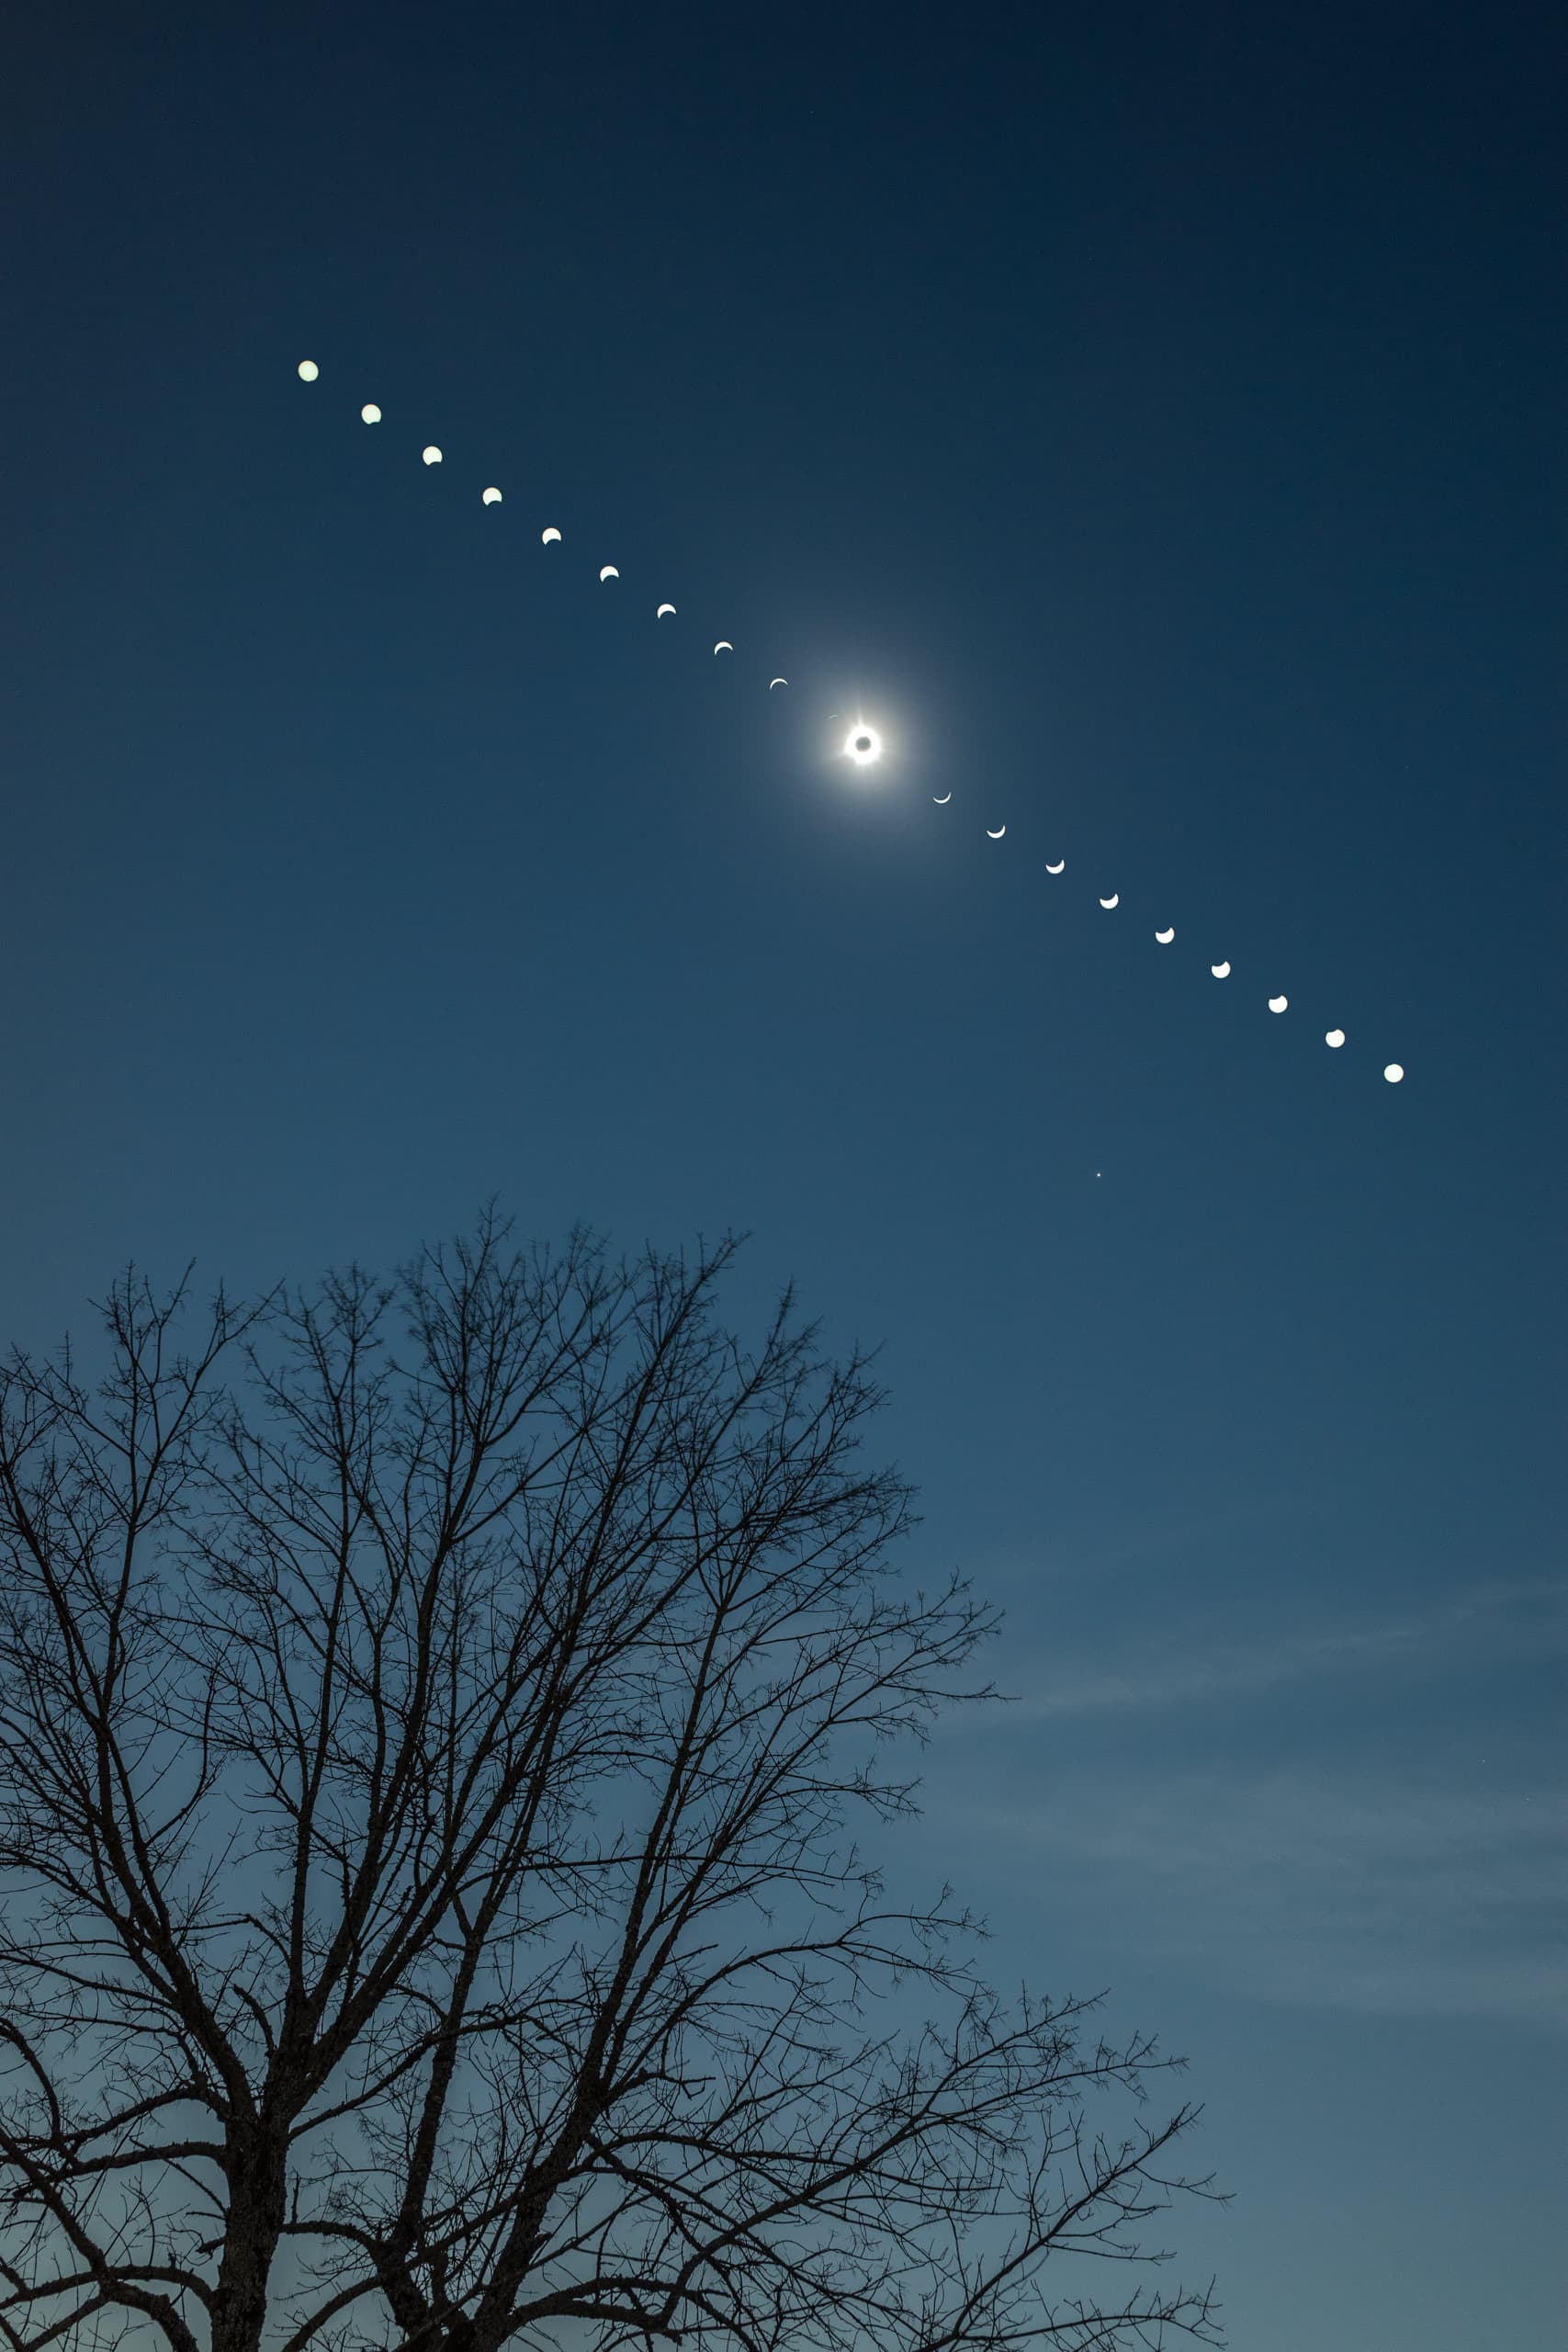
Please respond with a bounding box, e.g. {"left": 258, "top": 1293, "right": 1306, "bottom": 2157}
{"left": 2, "top": 3, "right": 1563, "bottom": 2342}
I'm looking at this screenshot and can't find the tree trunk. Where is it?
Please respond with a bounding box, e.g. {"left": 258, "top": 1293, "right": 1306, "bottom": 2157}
{"left": 209, "top": 2126, "right": 288, "bottom": 2352}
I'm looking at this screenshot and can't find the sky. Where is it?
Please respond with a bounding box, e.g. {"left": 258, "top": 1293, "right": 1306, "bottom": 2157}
{"left": 1, "top": 1, "right": 1563, "bottom": 2343}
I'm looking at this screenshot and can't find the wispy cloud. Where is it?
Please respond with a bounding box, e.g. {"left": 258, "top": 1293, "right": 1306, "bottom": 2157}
{"left": 953, "top": 1770, "right": 1568, "bottom": 2033}
{"left": 986, "top": 1575, "right": 1568, "bottom": 1722}
{"left": 922, "top": 1577, "right": 1568, "bottom": 2034}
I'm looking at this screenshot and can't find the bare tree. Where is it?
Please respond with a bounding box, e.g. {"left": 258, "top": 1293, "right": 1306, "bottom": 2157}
{"left": 0, "top": 1215, "right": 1225, "bottom": 2352}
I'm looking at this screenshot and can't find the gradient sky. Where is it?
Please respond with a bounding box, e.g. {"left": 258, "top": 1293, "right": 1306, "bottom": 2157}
{"left": 2, "top": 3, "right": 1563, "bottom": 2344}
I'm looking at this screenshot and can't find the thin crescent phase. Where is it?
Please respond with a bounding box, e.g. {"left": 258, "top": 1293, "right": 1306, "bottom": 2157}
{"left": 1045, "top": 859, "right": 1065, "bottom": 875}
{"left": 599, "top": 564, "right": 619, "bottom": 581}
{"left": 360, "top": 402, "right": 381, "bottom": 424}
{"left": 987, "top": 826, "right": 1007, "bottom": 841}
{"left": 297, "top": 359, "right": 319, "bottom": 381}
{"left": 481, "top": 487, "right": 502, "bottom": 505}
{"left": 1155, "top": 927, "right": 1175, "bottom": 944}
{"left": 1099, "top": 894, "right": 1119, "bottom": 910}
{"left": 933, "top": 793, "right": 952, "bottom": 804}
{"left": 540, "top": 526, "right": 561, "bottom": 544}
{"left": 656, "top": 603, "right": 676, "bottom": 617}
{"left": 713, "top": 640, "right": 733, "bottom": 654}
{"left": 769, "top": 677, "right": 787, "bottom": 688}
{"left": 1211, "top": 961, "right": 1232, "bottom": 978}
{"left": 422, "top": 446, "right": 443, "bottom": 466}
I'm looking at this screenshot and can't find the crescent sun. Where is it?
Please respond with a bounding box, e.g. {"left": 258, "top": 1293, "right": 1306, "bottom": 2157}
{"left": 656, "top": 603, "right": 676, "bottom": 617}
{"left": 713, "top": 640, "right": 734, "bottom": 655}
{"left": 1045, "top": 859, "right": 1065, "bottom": 875}
{"left": 541, "top": 526, "right": 561, "bottom": 544}
{"left": 1155, "top": 927, "right": 1174, "bottom": 944}
{"left": 933, "top": 792, "right": 952, "bottom": 804}
{"left": 987, "top": 826, "right": 1006, "bottom": 840}
{"left": 599, "top": 564, "right": 619, "bottom": 581}
{"left": 769, "top": 677, "right": 787, "bottom": 688}
{"left": 1099, "top": 894, "right": 1119, "bottom": 910}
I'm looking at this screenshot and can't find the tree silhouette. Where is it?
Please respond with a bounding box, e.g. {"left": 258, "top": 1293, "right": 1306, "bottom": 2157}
{"left": 0, "top": 1216, "right": 1224, "bottom": 2352}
